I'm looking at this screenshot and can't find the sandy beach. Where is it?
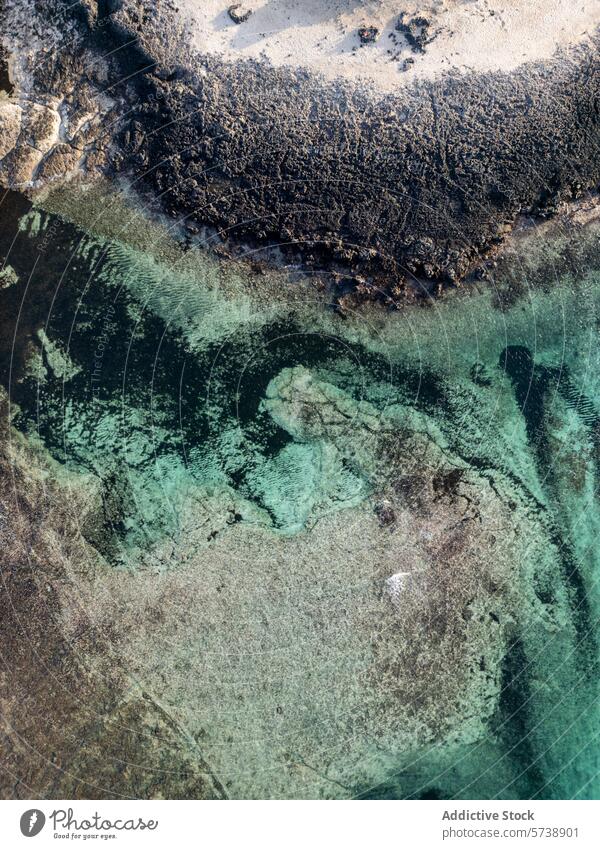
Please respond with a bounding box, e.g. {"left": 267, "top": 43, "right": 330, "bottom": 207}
{"left": 179, "top": 0, "right": 599, "bottom": 91}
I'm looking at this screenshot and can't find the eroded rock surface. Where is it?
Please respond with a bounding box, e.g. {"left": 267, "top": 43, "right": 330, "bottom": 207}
{"left": 0, "top": 1, "right": 598, "bottom": 296}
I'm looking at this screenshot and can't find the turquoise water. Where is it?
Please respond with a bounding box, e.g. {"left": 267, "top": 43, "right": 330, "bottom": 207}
{"left": 1, "top": 191, "right": 599, "bottom": 799}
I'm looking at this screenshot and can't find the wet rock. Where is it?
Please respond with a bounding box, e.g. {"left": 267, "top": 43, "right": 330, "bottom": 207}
{"left": 0, "top": 264, "right": 18, "bottom": 289}
{"left": 0, "top": 56, "right": 13, "bottom": 95}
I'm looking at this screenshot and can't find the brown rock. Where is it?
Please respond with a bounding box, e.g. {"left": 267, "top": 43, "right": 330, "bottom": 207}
{"left": 22, "top": 102, "right": 60, "bottom": 154}
{"left": 35, "top": 143, "right": 80, "bottom": 182}
{"left": 0, "top": 143, "right": 43, "bottom": 185}
{"left": 0, "top": 101, "right": 21, "bottom": 159}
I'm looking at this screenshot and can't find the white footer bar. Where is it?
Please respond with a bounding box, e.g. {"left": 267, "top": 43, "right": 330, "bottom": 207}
{"left": 0, "top": 799, "right": 598, "bottom": 848}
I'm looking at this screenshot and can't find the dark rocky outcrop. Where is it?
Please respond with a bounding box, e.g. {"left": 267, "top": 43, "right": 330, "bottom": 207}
{"left": 228, "top": 4, "right": 253, "bottom": 25}
{"left": 1, "top": 0, "right": 600, "bottom": 297}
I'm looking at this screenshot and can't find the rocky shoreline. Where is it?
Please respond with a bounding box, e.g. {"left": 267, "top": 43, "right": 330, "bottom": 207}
{"left": 0, "top": 1, "right": 599, "bottom": 299}
{"left": 2, "top": 180, "right": 600, "bottom": 798}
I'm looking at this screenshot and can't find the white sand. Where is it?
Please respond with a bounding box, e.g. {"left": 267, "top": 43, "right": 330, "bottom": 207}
{"left": 178, "top": 0, "right": 600, "bottom": 91}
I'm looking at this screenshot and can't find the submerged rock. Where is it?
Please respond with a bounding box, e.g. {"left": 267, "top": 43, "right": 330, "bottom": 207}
{"left": 1, "top": 1, "right": 600, "bottom": 802}
{"left": 1, "top": 194, "right": 599, "bottom": 798}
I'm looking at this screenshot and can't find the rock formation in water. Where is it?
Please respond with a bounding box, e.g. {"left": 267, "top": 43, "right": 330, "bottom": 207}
{"left": 1, "top": 1, "right": 600, "bottom": 802}
{"left": 0, "top": 192, "right": 599, "bottom": 798}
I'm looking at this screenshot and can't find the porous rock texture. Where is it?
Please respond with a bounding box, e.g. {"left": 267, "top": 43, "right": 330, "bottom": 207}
{"left": 0, "top": 0, "right": 599, "bottom": 296}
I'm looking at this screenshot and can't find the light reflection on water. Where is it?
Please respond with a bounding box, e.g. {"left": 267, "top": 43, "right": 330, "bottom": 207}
{"left": 1, "top": 190, "right": 599, "bottom": 799}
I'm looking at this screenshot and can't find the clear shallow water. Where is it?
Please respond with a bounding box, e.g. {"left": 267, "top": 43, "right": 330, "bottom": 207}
{"left": 1, "top": 189, "right": 599, "bottom": 799}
